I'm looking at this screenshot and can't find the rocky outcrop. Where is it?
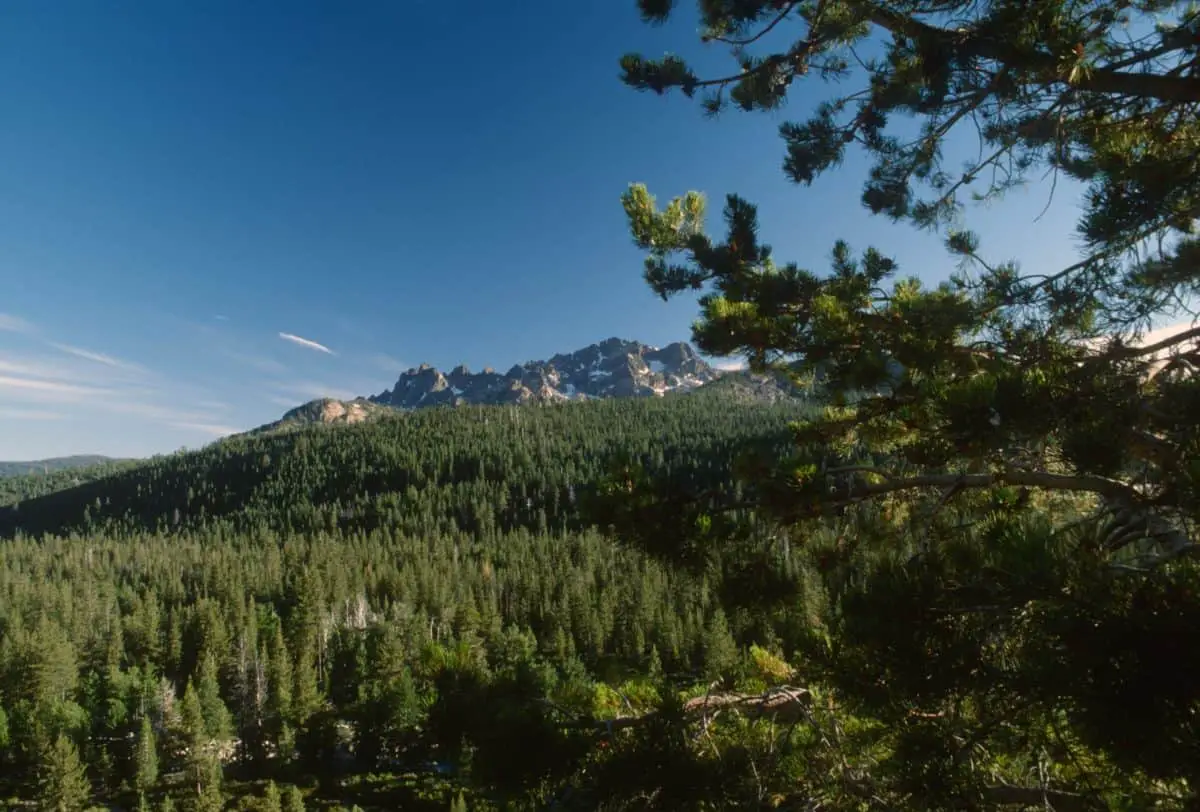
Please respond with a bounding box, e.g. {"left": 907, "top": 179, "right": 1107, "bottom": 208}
{"left": 253, "top": 397, "right": 391, "bottom": 434}
{"left": 369, "top": 338, "right": 718, "bottom": 410}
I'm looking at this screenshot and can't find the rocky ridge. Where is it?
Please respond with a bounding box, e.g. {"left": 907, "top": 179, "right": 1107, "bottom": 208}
{"left": 252, "top": 339, "right": 801, "bottom": 434}
{"left": 369, "top": 337, "right": 718, "bottom": 410}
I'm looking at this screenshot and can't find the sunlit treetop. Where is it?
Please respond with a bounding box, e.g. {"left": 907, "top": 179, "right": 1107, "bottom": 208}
{"left": 621, "top": 0, "right": 1200, "bottom": 333}
{"left": 619, "top": 0, "right": 1200, "bottom": 569}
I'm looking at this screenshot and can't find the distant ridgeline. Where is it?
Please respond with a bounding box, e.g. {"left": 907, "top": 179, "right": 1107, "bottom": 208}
{"left": 0, "top": 455, "right": 139, "bottom": 506}
{"left": 0, "top": 383, "right": 813, "bottom": 540}
{"left": 0, "top": 454, "right": 127, "bottom": 477}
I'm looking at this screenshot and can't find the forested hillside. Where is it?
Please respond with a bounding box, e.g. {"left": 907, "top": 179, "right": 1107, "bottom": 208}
{"left": 0, "top": 390, "right": 806, "bottom": 540}
{"left": 0, "top": 457, "right": 141, "bottom": 508}
{"left": 0, "top": 389, "right": 823, "bottom": 810}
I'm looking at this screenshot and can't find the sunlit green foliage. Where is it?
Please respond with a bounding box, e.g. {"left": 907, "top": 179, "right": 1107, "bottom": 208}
{"left": 614, "top": 0, "right": 1200, "bottom": 807}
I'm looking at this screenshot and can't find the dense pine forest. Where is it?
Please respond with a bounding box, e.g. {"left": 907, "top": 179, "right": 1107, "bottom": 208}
{"left": 0, "top": 390, "right": 823, "bottom": 810}
{"left": 0, "top": 459, "right": 141, "bottom": 508}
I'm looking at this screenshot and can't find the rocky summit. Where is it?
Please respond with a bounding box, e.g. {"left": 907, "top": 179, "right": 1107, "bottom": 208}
{"left": 370, "top": 338, "right": 717, "bottom": 410}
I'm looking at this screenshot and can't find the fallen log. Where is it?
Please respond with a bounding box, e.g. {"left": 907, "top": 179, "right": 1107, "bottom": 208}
{"left": 565, "top": 685, "right": 815, "bottom": 734}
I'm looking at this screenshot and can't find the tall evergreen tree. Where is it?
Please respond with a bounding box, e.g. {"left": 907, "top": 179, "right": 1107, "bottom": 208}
{"left": 261, "top": 781, "right": 282, "bottom": 812}
{"left": 190, "top": 757, "right": 224, "bottom": 812}
{"left": 265, "top": 624, "right": 296, "bottom": 763}
{"left": 195, "top": 651, "right": 232, "bottom": 741}
{"left": 281, "top": 784, "right": 306, "bottom": 812}
{"left": 37, "top": 733, "right": 90, "bottom": 812}
{"left": 177, "top": 681, "right": 223, "bottom": 810}
{"left": 133, "top": 714, "right": 159, "bottom": 797}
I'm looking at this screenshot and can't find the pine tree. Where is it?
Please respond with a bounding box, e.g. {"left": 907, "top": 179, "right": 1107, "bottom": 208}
{"left": 699, "top": 610, "right": 737, "bottom": 684}
{"left": 25, "top": 616, "right": 78, "bottom": 709}
{"left": 82, "top": 617, "right": 130, "bottom": 795}
{"left": 619, "top": 0, "right": 1200, "bottom": 803}
{"left": 646, "top": 645, "right": 663, "bottom": 683}
{"left": 37, "top": 733, "right": 90, "bottom": 812}
{"left": 178, "top": 681, "right": 205, "bottom": 759}
{"left": 261, "top": 781, "right": 282, "bottom": 812}
{"left": 265, "top": 624, "right": 294, "bottom": 761}
{"left": 291, "top": 646, "right": 321, "bottom": 728}
{"left": 195, "top": 651, "right": 232, "bottom": 741}
{"left": 281, "top": 784, "right": 306, "bottom": 812}
{"left": 178, "top": 680, "right": 223, "bottom": 809}
{"left": 134, "top": 714, "right": 159, "bottom": 797}
{"left": 165, "top": 612, "right": 183, "bottom": 681}
{"left": 190, "top": 757, "right": 224, "bottom": 812}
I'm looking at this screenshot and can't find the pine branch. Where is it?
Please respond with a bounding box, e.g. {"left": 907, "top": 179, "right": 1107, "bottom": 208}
{"left": 1105, "top": 324, "right": 1200, "bottom": 361}
{"left": 704, "top": 2, "right": 800, "bottom": 47}
{"left": 861, "top": 3, "right": 1200, "bottom": 104}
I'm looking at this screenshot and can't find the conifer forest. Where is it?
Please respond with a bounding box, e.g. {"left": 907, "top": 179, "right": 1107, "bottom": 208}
{"left": 2, "top": 0, "right": 1199, "bottom": 809}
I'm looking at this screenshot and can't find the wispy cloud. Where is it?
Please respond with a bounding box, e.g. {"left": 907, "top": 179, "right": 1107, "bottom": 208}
{"left": 0, "top": 313, "right": 33, "bottom": 333}
{"left": 710, "top": 358, "right": 748, "bottom": 371}
{"left": 0, "top": 374, "right": 109, "bottom": 397}
{"left": 49, "top": 342, "right": 146, "bottom": 373}
{"left": 0, "top": 358, "right": 60, "bottom": 378}
{"left": 0, "top": 408, "right": 66, "bottom": 421}
{"left": 97, "top": 399, "right": 223, "bottom": 423}
{"left": 1, "top": 340, "right": 233, "bottom": 451}
{"left": 0, "top": 355, "right": 142, "bottom": 389}
{"left": 279, "top": 332, "right": 335, "bottom": 355}
{"left": 214, "top": 314, "right": 230, "bottom": 322}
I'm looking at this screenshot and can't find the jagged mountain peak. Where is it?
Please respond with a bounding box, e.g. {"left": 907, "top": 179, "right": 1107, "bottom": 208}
{"left": 370, "top": 338, "right": 718, "bottom": 411}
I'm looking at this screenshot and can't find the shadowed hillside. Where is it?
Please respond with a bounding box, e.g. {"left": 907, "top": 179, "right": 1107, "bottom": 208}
{"left": 0, "top": 388, "right": 813, "bottom": 541}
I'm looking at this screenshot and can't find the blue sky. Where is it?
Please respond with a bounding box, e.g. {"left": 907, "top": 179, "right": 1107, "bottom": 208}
{"left": 0, "top": 0, "right": 1089, "bottom": 460}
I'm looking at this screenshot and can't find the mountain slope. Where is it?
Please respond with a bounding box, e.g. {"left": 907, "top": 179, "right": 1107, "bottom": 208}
{"left": 0, "top": 456, "right": 142, "bottom": 509}
{"left": 0, "top": 389, "right": 813, "bottom": 540}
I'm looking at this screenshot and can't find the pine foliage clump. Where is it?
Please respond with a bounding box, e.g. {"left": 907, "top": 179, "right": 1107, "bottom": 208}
{"left": 613, "top": 0, "right": 1200, "bottom": 806}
